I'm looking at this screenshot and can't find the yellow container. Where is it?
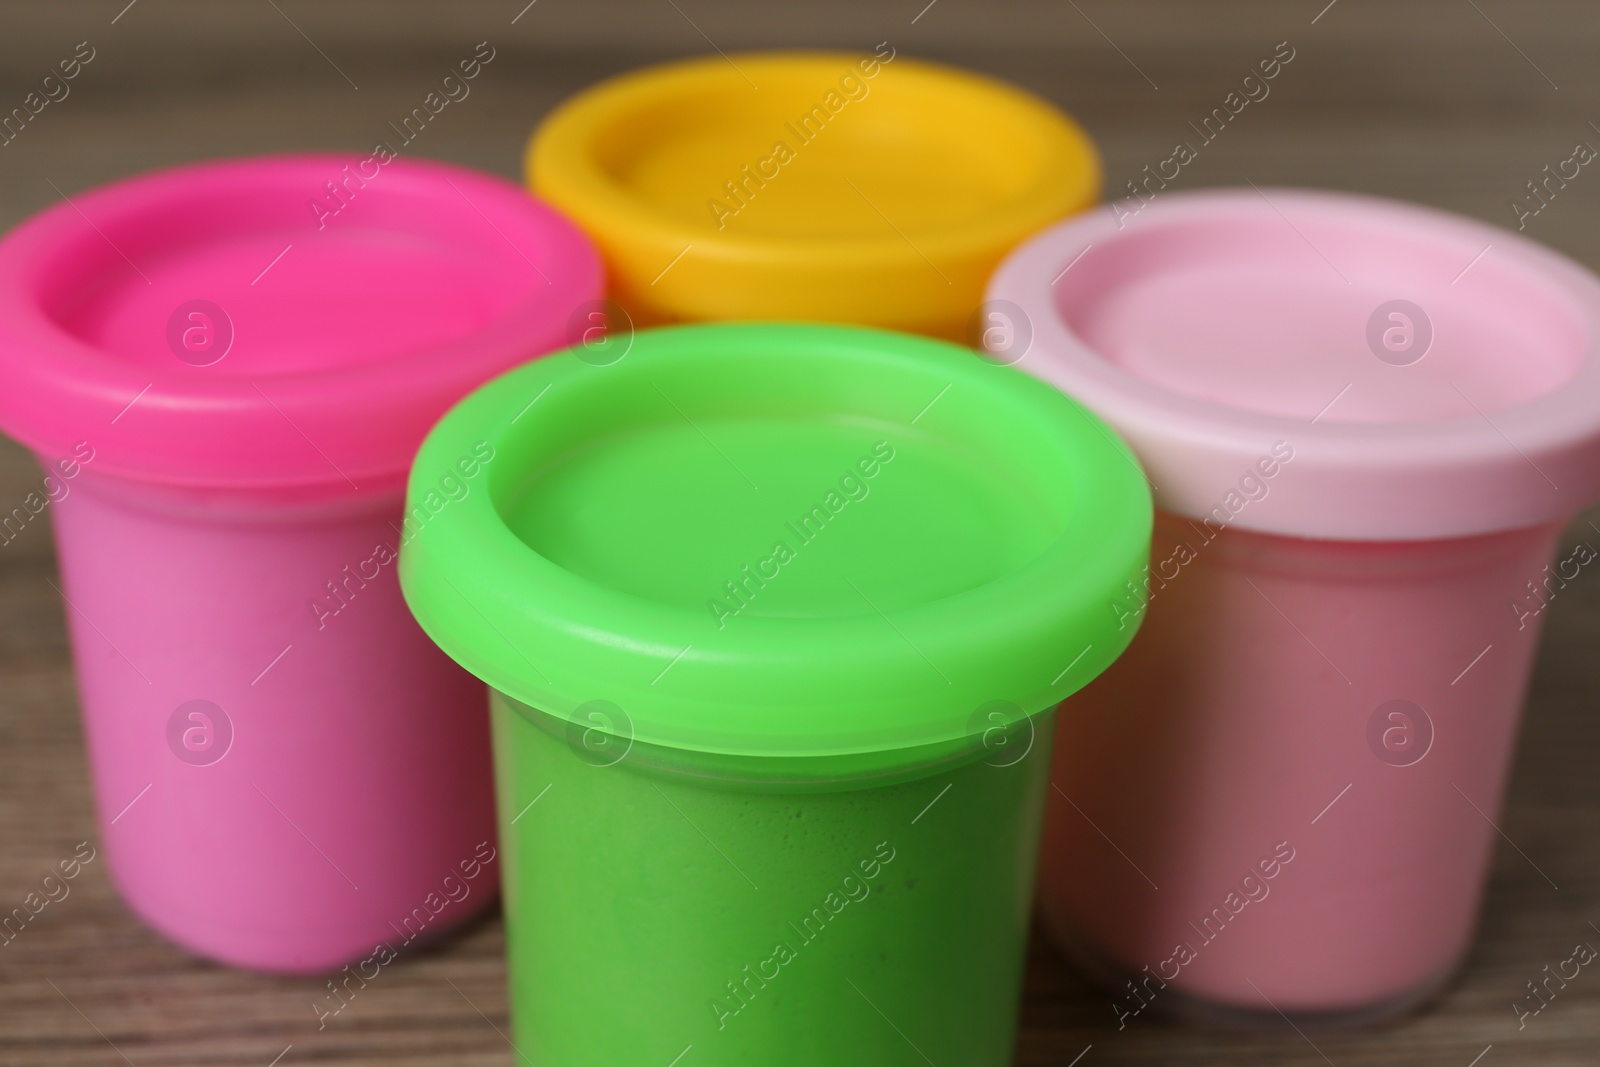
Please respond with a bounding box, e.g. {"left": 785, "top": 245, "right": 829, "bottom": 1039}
{"left": 527, "top": 50, "right": 1101, "bottom": 339}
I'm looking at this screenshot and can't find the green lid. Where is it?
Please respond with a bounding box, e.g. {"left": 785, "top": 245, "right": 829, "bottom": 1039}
{"left": 399, "top": 323, "right": 1151, "bottom": 764}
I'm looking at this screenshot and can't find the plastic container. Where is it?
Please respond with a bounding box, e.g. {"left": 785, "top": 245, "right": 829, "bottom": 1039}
{"left": 987, "top": 187, "right": 1600, "bottom": 1024}
{"left": 0, "top": 154, "right": 601, "bottom": 972}
{"left": 400, "top": 323, "right": 1151, "bottom": 1064}
{"left": 527, "top": 51, "right": 1100, "bottom": 339}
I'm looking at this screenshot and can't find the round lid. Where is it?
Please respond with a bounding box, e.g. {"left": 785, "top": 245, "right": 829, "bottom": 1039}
{"left": 527, "top": 51, "right": 1100, "bottom": 337}
{"left": 0, "top": 154, "right": 601, "bottom": 492}
{"left": 399, "top": 323, "right": 1151, "bottom": 761}
{"left": 988, "top": 187, "right": 1600, "bottom": 541}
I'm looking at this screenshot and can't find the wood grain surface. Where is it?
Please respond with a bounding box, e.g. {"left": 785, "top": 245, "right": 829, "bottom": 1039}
{"left": 2, "top": 1, "right": 1599, "bottom": 1063}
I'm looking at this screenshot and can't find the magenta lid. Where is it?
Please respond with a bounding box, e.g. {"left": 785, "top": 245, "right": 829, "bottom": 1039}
{"left": 988, "top": 187, "right": 1600, "bottom": 541}
{"left": 0, "top": 155, "right": 601, "bottom": 492}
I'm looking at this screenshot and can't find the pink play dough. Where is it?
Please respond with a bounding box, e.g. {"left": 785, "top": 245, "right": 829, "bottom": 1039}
{"left": 1041, "top": 513, "right": 1560, "bottom": 1016}
{"left": 53, "top": 477, "right": 499, "bottom": 971}
{"left": 0, "top": 155, "right": 600, "bottom": 971}
{"left": 988, "top": 188, "right": 1600, "bottom": 1021}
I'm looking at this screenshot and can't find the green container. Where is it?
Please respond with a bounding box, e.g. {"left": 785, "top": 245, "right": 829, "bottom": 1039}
{"left": 400, "top": 323, "right": 1151, "bottom": 1066}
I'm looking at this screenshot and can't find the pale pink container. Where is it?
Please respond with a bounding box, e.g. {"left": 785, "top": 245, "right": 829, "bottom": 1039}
{"left": 987, "top": 188, "right": 1600, "bottom": 1024}
{"left": 0, "top": 156, "right": 600, "bottom": 972}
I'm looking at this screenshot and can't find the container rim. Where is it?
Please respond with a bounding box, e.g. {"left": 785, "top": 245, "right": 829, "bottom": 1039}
{"left": 988, "top": 187, "right": 1600, "bottom": 541}
{"left": 399, "top": 322, "right": 1152, "bottom": 761}
{"left": 525, "top": 51, "right": 1101, "bottom": 334}
{"left": 528, "top": 51, "right": 1101, "bottom": 259}
{"left": 0, "top": 153, "right": 602, "bottom": 493}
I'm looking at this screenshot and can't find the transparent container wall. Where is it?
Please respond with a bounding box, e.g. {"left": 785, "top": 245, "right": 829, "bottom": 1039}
{"left": 491, "top": 689, "right": 1057, "bottom": 1064}
{"left": 1040, "top": 509, "right": 1565, "bottom": 1023}
{"left": 51, "top": 468, "right": 496, "bottom": 973}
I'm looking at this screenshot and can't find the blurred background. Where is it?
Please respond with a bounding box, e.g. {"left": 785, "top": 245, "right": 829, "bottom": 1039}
{"left": 2, "top": 1, "right": 1598, "bottom": 1064}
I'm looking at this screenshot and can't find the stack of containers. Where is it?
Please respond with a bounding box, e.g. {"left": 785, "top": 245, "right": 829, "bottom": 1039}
{"left": 0, "top": 40, "right": 1594, "bottom": 1064}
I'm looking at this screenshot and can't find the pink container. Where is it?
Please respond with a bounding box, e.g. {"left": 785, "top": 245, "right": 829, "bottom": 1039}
{"left": 0, "top": 155, "right": 600, "bottom": 972}
{"left": 987, "top": 188, "right": 1600, "bottom": 1023}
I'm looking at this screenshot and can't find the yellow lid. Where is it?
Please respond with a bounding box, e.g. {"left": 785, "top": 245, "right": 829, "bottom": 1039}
{"left": 527, "top": 50, "right": 1101, "bottom": 339}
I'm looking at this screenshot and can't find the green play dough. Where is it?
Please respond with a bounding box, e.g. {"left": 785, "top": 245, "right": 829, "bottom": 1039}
{"left": 494, "top": 691, "right": 1058, "bottom": 1066}
{"left": 400, "top": 322, "right": 1152, "bottom": 1065}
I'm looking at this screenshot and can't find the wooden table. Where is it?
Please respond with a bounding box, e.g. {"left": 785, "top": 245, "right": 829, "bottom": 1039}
{"left": 3, "top": 1, "right": 1598, "bottom": 1063}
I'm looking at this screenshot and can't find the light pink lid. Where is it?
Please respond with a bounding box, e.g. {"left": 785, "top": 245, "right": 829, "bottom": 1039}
{"left": 987, "top": 187, "right": 1600, "bottom": 541}
{"left": 0, "top": 155, "right": 601, "bottom": 492}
